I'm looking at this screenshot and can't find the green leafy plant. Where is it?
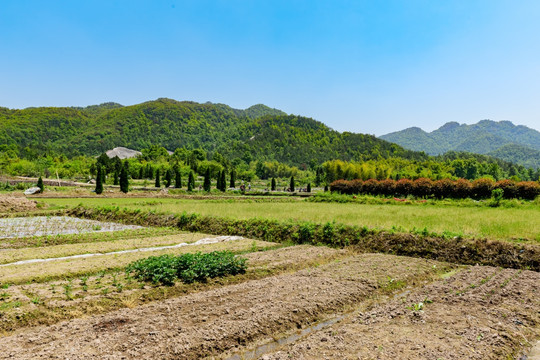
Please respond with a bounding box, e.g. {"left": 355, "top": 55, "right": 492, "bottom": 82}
{"left": 126, "top": 251, "right": 247, "bottom": 286}
{"left": 80, "top": 276, "right": 89, "bottom": 292}
{"left": 407, "top": 297, "right": 432, "bottom": 312}
{"left": 31, "top": 296, "right": 43, "bottom": 305}
{"left": 63, "top": 282, "right": 73, "bottom": 300}
{"left": 489, "top": 188, "right": 504, "bottom": 207}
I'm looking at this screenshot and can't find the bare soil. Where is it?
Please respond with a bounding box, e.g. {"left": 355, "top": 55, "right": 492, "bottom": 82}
{"left": 260, "top": 265, "right": 540, "bottom": 360}
{"left": 0, "top": 245, "right": 345, "bottom": 333}
{"left": 0, "top": 194, "right": 37, "bottom": 213}
{"left": 0, "top": 248, "right": 537, "bottom": 360}
{"left": 0, "top": 253, "right": 448, "bottom": 359}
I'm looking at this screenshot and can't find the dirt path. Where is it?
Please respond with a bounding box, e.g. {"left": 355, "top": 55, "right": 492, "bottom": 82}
{"left": 259, "top": 266, "right": 540, "bottom": 360}
{"left": 0, "top": 254, "right": 446, "bottom": 359}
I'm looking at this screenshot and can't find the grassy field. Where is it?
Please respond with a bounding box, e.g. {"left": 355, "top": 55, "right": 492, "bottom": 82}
{"left": 40, "top": 197, "right": 540, "bottom": 241}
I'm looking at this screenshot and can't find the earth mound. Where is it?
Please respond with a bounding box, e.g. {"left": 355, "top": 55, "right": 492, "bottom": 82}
{"left": 0, "top": 194, "right": 37, "bottom": 213}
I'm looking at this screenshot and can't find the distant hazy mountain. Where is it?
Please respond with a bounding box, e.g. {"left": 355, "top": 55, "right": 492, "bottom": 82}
{"left": 380, "top": 120, "right": 540, "bottom": 169}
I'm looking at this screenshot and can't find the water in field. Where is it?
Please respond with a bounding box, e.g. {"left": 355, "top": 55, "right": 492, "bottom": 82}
{"left": 225, "top": 315, "right": 344, "bottom": 360}
{"left": 0, "top": 216, "right": 142, "bottom": 239}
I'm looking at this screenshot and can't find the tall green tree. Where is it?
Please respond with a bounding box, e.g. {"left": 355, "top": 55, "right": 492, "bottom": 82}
{"left": 219, "top": 170, "right": 226, "bottom": 192}
{"left": 113, "top": 171, "right": 119, "bottom": 185}
{"left": 175, "top": 167, "right": 182, "bottom": 188}
{"left": 223, "top": 171, "right": 226, "bottom": 190}
{"left": 188, "top": 171, "right": 195, "bottom": 192}
{"left": 145, "top": 164, "right": 154, "bottom": 179}
{"left": 315, "top": 168, "right": 322, "bottom": 187}
{"left": 101, "top": 167, "right": 106, "bottom": 186}
{"left": 230, "top": 168, "right": 236, "bottom": 188}
{"left": 203, "top": 168, "right": 211, "bottom": 192}
{"left": 95, "top": 165, "right": 103, "bottom": 195}
{"left": 119, "top": 164, "right": 129, "bottom": 193}
{"left": 37, "top": 176, "right": 44, "bottom": 193}
{"left": 290, "top": 176, "right": 295, "bottom": 192}
{"left": 155, "top": 169, "right": 161, "bottom": 188}
{"left": 164, "top": 169, "right": 172, "bottom": 188}
{"left": 216, "top": 170, "right": 222, "bottom": 191}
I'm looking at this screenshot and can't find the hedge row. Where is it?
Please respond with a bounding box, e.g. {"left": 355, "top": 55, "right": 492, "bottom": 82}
{"left": 330, "top": 178, "right": 540, "bottom": 200}
{"left": 68, "top": 206, "right": 539, "bottom": 271}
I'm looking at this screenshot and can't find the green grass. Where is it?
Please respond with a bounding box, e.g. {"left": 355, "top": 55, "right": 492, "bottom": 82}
{"left": 40, "top": 197, "right": 540, "bottom": 242}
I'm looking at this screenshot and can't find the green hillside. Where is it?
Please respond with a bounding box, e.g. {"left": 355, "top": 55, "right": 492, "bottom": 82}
{"left": 0, "top": 98, "right": 423, "bottom": 167}
{"left": 380, "top": 120, "right": 540, "bottom": 168}
{"left": 487, "top": 144, "right": 540, "bottom": 169}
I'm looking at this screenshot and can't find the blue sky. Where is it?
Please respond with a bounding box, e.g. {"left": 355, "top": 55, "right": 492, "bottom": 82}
{"left": 1, "top": 1, "right": 540, "bottom": 135}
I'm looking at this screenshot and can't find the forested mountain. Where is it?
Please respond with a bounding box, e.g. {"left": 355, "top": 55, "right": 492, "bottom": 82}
{"left": 0, "top": 98, "right": 423, "bottom": 167}
{"left": 380, "top": 120, "right": 540, "bottom": 168}
{"left": 487, "top": 144, "right": 540, "bottom": 170}
{"left": 209, "top": 103, "right": 287, "bottom": 119}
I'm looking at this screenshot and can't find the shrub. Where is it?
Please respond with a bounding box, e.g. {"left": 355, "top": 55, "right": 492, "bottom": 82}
{"left": 516, "top": 181, "right": 540, "bottom": 200}
{"left": 490, "top": 188, "right": 504, "bottom": 207}
{"left": 433, "top": 178, "right": 454, "bottom": 199}
{"left": 37, "top": 176, "right": 44, "bottom": 193}
{"left": 395, "top": 178, "right": 414, "bottom": 197}
{"left": 471, "top": 178, "right": 494, "bottom": 199}
{"left": 349, "top": 179, "right": 363, "bottom": 194}
{"left": 453, "top": 178, "right": 472, "bottom": 199}
{"left": 363, "top": 179, "right": 379, "bottom": 195}
{"left": 330, "top": 177, "right": 536, "bottom": 200}
{"left": 378, "top": 179, "right": 395, "bottom": 196}
{"left": 494, "top": 180, "right": 517, "bottom": 199}
{"left": 126, "top": 251, "right": 247, "bottom": 285}
{"left": 412, "top": 178, "right": 434, "bottom": 198}
{"left": 330, "top": 179, "right": 350, "bottom": 194}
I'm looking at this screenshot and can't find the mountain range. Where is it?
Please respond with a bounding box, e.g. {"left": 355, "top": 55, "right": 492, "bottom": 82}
{"left": 380, "top": 120, "right": 540, "bottom": 169}
{"left": 0, "top": 98, "right": 423, "bottom": 167}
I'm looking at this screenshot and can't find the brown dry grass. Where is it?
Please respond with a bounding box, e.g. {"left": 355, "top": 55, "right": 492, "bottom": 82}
{"left": 0, "top": 195, "right": 37, "bottom": 213}
{"left": 0, "top": 232, "right": 207, "bottom": 264}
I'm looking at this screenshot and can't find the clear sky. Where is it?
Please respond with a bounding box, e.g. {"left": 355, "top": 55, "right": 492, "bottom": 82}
{"left": 1, "top": 1, "right": 540, "bottom": 135}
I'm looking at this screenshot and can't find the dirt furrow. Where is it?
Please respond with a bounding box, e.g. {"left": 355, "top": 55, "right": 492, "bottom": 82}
{"left": 0, "top": 253, "right": 446, "bottom": 359}
{"left": 259, "top": 266, "right": 540, "bottom": 360}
